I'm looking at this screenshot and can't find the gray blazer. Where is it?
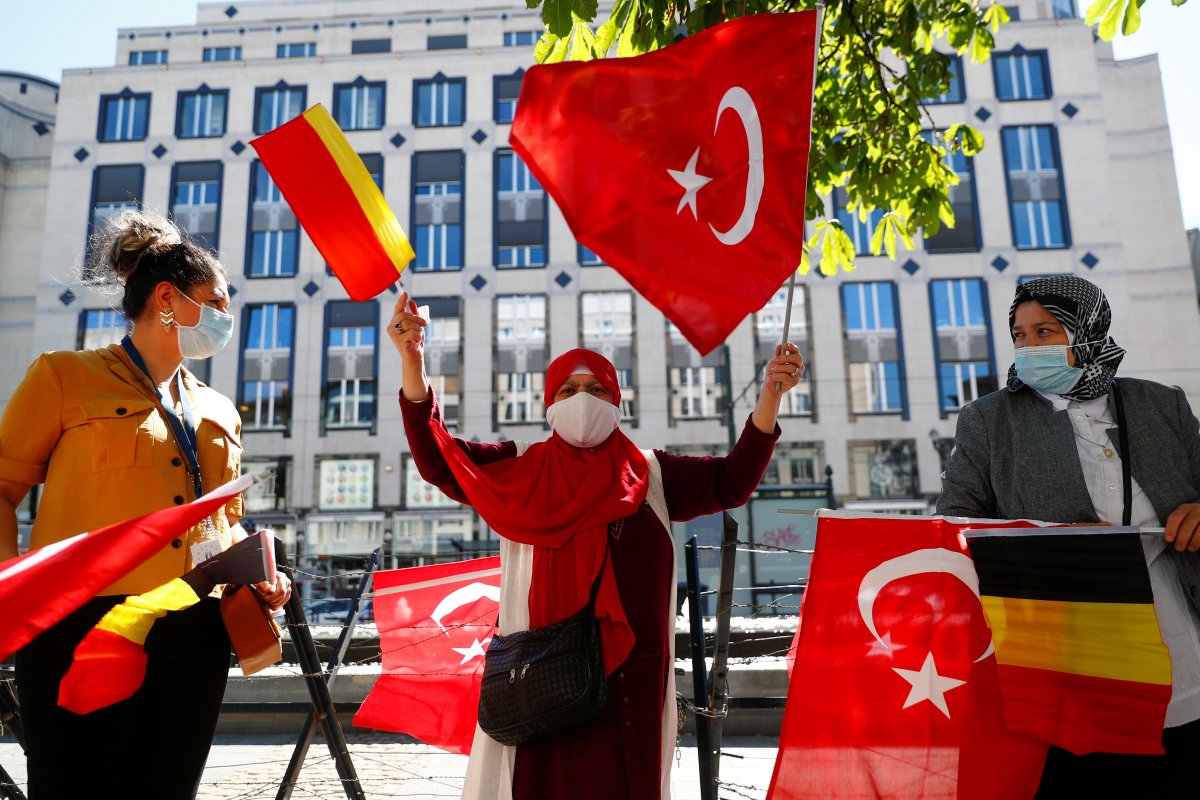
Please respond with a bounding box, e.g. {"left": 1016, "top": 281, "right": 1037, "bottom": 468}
{"left": 936, "top": 377, "right": 1200, "bottom": 611}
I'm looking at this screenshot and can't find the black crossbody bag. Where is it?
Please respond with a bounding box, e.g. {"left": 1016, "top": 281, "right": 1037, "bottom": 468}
{"left": 477, "top": 536, "right": 610, "bottom": 746}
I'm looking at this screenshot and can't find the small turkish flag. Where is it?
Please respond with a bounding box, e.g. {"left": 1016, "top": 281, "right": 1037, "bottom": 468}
{"left": 510, "top": 12, "right": 817, "bottom": 355}
{"left": 767, "top": 514, "right": 1048, "bottom": 800}
{"left": 353, "top": 557, "right": 501, "bottom": 755}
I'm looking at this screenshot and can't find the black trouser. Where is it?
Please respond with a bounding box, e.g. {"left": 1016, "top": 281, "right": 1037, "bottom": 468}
{"left": 1034, "top": 716, "right": 1200, "bottom": 799}
{"left": 15, "top": 595, "right": 231, "bottom": 800}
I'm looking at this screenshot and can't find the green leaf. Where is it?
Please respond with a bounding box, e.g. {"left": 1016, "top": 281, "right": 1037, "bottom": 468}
{"left": 568, "top": 19, "right": 597, "bottom": 61}
{"left": 534, "top": 32, "right": 560, "bottom": 63}
{"left": 1122, "top": 0, "right": 1142, "bottom": 34}
{"left": 542, "top": 0, "right": 575, "bottom": 37}
{"left": 594, "top": 14, "right": 619, "bottom": 55}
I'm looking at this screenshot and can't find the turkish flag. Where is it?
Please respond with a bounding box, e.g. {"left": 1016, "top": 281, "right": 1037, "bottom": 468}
{"left": 353, "top": 557, "right": 501, "bottom": 755}
{"left": 510, "top": 12, "right": 816, "bottom": 355}
{"left": 0, "top": 474, "right": 254, "bottom": 663}
{"left": 767, "top": 514, "right": 1048, "bottom": 800}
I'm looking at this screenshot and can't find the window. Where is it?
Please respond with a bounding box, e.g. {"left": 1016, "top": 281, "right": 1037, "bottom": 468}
{"left": 921, "top": 132, "right": 980, "bottom": 252}
{"left": 239, "top": 303, "right": 295, "bottom": 431}
{"left": 1003, "top": 5, "right": 1021, "bottom": 19}
{"left": 760, "top": 442, "right": 825, "bottom": 486}
{"left": 334, "top": 79, "right": 385, "bottom": 131}
{"left": 414, "top": 75, "right": 465, "bottom": 127}
{"left": 494, "top": 72, "right": 523, "bottom": 124}
{"left": 504, "top": 31, "right": 539, "bottom": 47}
{"left": 323, "top": 301, "right": 378, "bottom": 431}
{"left": 833, "top": 188, "right": 884, "bottom": 256}
{"left": 88, "top": 164, "right": 144, "bottom": 254}
{"left": 247, "top": 160, "right": 299, "bottom": 277}
{"left": 848, "top": 440, "right": 918, "bottom": 498}
{"left": 203, "top": 46, "right": 242, "bottom": 62}
{"left": 495, "top": 150, "right": 546, "bottom": 268}
{"left": 254, "top": 83, "right": 306, "bottom": 134}
{"left": 317, "top": 459, "right": 375, "bottom": 511}
{"left": 667, "top": 322, "right": 729, "bottom": 421}
{"left": 1052, "top": 0, "right": 1075, "bottom": 19}
{"left": 930, "top": 279, "right": 997, "bottom": 412}
{"left": 428, "top": 34, "right": 468, "bottom": 50}
{"left": 755, "top": 285, "right": 812, "bottom": 416}
{"left": 277, "top": 42, "right": 316, "bottom": 58}
{"left": 994, "top": 51, "right": 1051, "bottom": 101}
{"left": 1002, "top": 125, "right": 1069, "bottom": 249}
{"left": 170, "top": 161, "right": 222, "bottom": 251}
{"left": 351, "top": 38, "right": 391, "bottom": 55}
{"left": 841, "top": 282, "right": 906, "bottom": 415}
{"left": 360, "top": 153, "right": 383, "bottom": 189}
{"left": 176, "top": 87, "right": 228, "bottom": 139}
{"left": 581, "top": 293, "right": 637, "bottom": 420}
{"left": 418, "top": 298, "right": 463, "bottom": 427}
{"left": 98, "top": 90, "right": 150, "bottom": 142}
{"left": 77, "top": 309, "right": 128, "bottom": 350}
{"left": 923, "top": 55, "right": 964, "bottom": 104}
{"left": 412, "top": 151, "right": 464, "bottom": 272}
{"left": 129, "top": 50, "right": 168, "bottom": 65}
{"left": 495, "top": 295, "right": 548, "bottom": 425}
{"left": 579, "top": 244, "right": 604, "bottom": 266}
{"left": 241, "top": 457, "right": 290, "bottom": 512}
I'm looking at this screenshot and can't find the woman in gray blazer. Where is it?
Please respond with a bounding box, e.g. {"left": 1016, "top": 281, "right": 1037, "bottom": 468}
{"left": 937, "top": 275, "right": 1200, "bottom": 798}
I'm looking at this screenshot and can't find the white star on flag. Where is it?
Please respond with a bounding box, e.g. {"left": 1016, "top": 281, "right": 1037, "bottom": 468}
{"left": 667, "top": 147, "right": 713, "bottom": 219}
{"left": 450, "top": 637, "right": 490, "bottom": 666}
{"left": 892, "top": 651, "right": 966, "bottom": 718}
{"left": 865, "top": 631, "right": 901, "bottom": 659}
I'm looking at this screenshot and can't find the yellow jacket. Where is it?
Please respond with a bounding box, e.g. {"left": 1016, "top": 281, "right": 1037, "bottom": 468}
{"left": 0, "top": 343, "right": 244, "bottom": 595}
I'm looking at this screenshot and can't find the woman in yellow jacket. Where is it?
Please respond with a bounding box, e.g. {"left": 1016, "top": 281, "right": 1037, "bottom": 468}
{"left": 0, "top": 210, "right": 288, "bottom": 799}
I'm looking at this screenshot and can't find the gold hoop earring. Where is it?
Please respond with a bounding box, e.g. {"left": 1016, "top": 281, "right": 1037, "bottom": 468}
{"left": 159, "top": 308, "right": 175, "bottom": 328}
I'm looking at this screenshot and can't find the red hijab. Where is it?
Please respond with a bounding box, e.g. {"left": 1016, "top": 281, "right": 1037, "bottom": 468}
{"left": 429, "top": 349, "right": 650, "bottom": 673}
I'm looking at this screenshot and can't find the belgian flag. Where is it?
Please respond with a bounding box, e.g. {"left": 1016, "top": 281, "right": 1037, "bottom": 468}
{"left": 965, "top": 528, "right": 1171, "bottom": 756}
{"left": 251, "top": 104, "right": 415, "bottom": 301}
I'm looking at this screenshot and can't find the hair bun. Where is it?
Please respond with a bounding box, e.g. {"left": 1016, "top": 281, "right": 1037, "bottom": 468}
{"left": 104, "top": 209, "right": 183, "bottom": 281}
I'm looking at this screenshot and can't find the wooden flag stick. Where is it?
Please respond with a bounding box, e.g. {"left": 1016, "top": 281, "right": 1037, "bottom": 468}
{"left": 776, "top": 3, "right": 824, "bottom": 390}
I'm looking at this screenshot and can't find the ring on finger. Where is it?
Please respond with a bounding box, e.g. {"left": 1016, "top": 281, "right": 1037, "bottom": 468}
{"left": 394, "top": 323, "right": 405, "bottom": 333}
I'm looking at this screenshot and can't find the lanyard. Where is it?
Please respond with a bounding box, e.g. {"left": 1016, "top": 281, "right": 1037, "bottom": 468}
{"left": 120, "top": 335, "right": 204, "bottom": 498}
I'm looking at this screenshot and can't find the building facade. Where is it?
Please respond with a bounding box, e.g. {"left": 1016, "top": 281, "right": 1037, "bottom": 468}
{"left": 9, "top": 0, "right": 1200, "bottom": 600}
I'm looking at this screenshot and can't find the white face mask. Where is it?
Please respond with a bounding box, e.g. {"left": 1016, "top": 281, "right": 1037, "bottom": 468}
{"left": 545, "top": 392, "right": 620, "bottom": 448}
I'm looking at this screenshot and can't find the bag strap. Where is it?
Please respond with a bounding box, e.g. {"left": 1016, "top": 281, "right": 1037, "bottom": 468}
{"left": 586, "top": 526, "right": 615, "bottom": 608}
{"left": 1110, "top": 378, "right": 1133, "bottom": 527}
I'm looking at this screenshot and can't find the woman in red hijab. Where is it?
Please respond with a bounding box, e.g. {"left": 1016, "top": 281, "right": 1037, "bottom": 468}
{"left": 388, "top": 292, "right": 804, "bottom": 800}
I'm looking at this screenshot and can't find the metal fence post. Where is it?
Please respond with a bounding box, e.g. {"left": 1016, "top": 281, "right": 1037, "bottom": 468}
{"left": 685, "top": 536, "right": 716, "bottom": 800}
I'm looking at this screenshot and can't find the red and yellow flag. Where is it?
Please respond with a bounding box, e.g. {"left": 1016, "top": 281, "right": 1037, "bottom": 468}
{"left": 250, "top": 104, "right": 414, "bottom": 300}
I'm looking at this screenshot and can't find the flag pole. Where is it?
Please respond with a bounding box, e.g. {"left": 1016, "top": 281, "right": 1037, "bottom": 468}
{"left": 777, "top": 2, "right": 824, "bottom": 390}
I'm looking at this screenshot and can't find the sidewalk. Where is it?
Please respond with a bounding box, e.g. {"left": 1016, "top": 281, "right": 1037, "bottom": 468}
{"left": 0, "top": 733, "right": 779, "bottom": 799}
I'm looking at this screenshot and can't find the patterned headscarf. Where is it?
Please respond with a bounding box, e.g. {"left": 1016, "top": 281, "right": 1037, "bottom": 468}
{"left": 1006, "top": 275, "right": 1126, "bottom": 401}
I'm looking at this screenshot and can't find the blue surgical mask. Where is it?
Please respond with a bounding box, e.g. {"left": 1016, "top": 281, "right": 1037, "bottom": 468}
{"left": 1013, "top": 344, "right": 1083, "bottom": 394}
{"left": 175, "top": 291, "right": 234, "bottom": 359}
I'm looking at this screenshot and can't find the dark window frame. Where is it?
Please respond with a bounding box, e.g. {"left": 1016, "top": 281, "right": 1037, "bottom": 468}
{"left": 332, "top": 78, "right": 387, "bottom": 131}
{"left": 927, "top": 278, "right": 999, "bottom": 419}
{"left": 236, "top": 302, "right": 298, "bottom": 436}
{"left": 97, "top": 89, "right": 151, "bottom": 143}
{"left": 244, "top": 159, "right": 300, "bottom": 279}
{"left": 412, "top": 75, "right": 466, "bottom": 129}
{"left": 410, "top": 150, "right": 465, "bottom": 273}
{"left": 492, "top": 148, "right": 548, "bottom": 270}
{"left": 169, "top": 160, "right": 224, "bottom": 252}
{"left": 175, "top": 86, "right": 229, "bottom": 139}
{"left": 252, "top": 82, "right": 307, "bottom": 135}
{"left": 992, "top": 49, "right": 1053, "bottom": 102}
{"left": 87, "top": 163, "right": 145, "bottom": 256}
{"left": 1000, "top": 124, "right": 1072, "bottom": 250}
{"left": 320, "top": 300, "right": 381, "bottom": 436}
{"left": 839, "top": 279, "right": 909, "bottom": 420}
{"left": 493, "top": 70, "right": 524, "bottom": 124}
